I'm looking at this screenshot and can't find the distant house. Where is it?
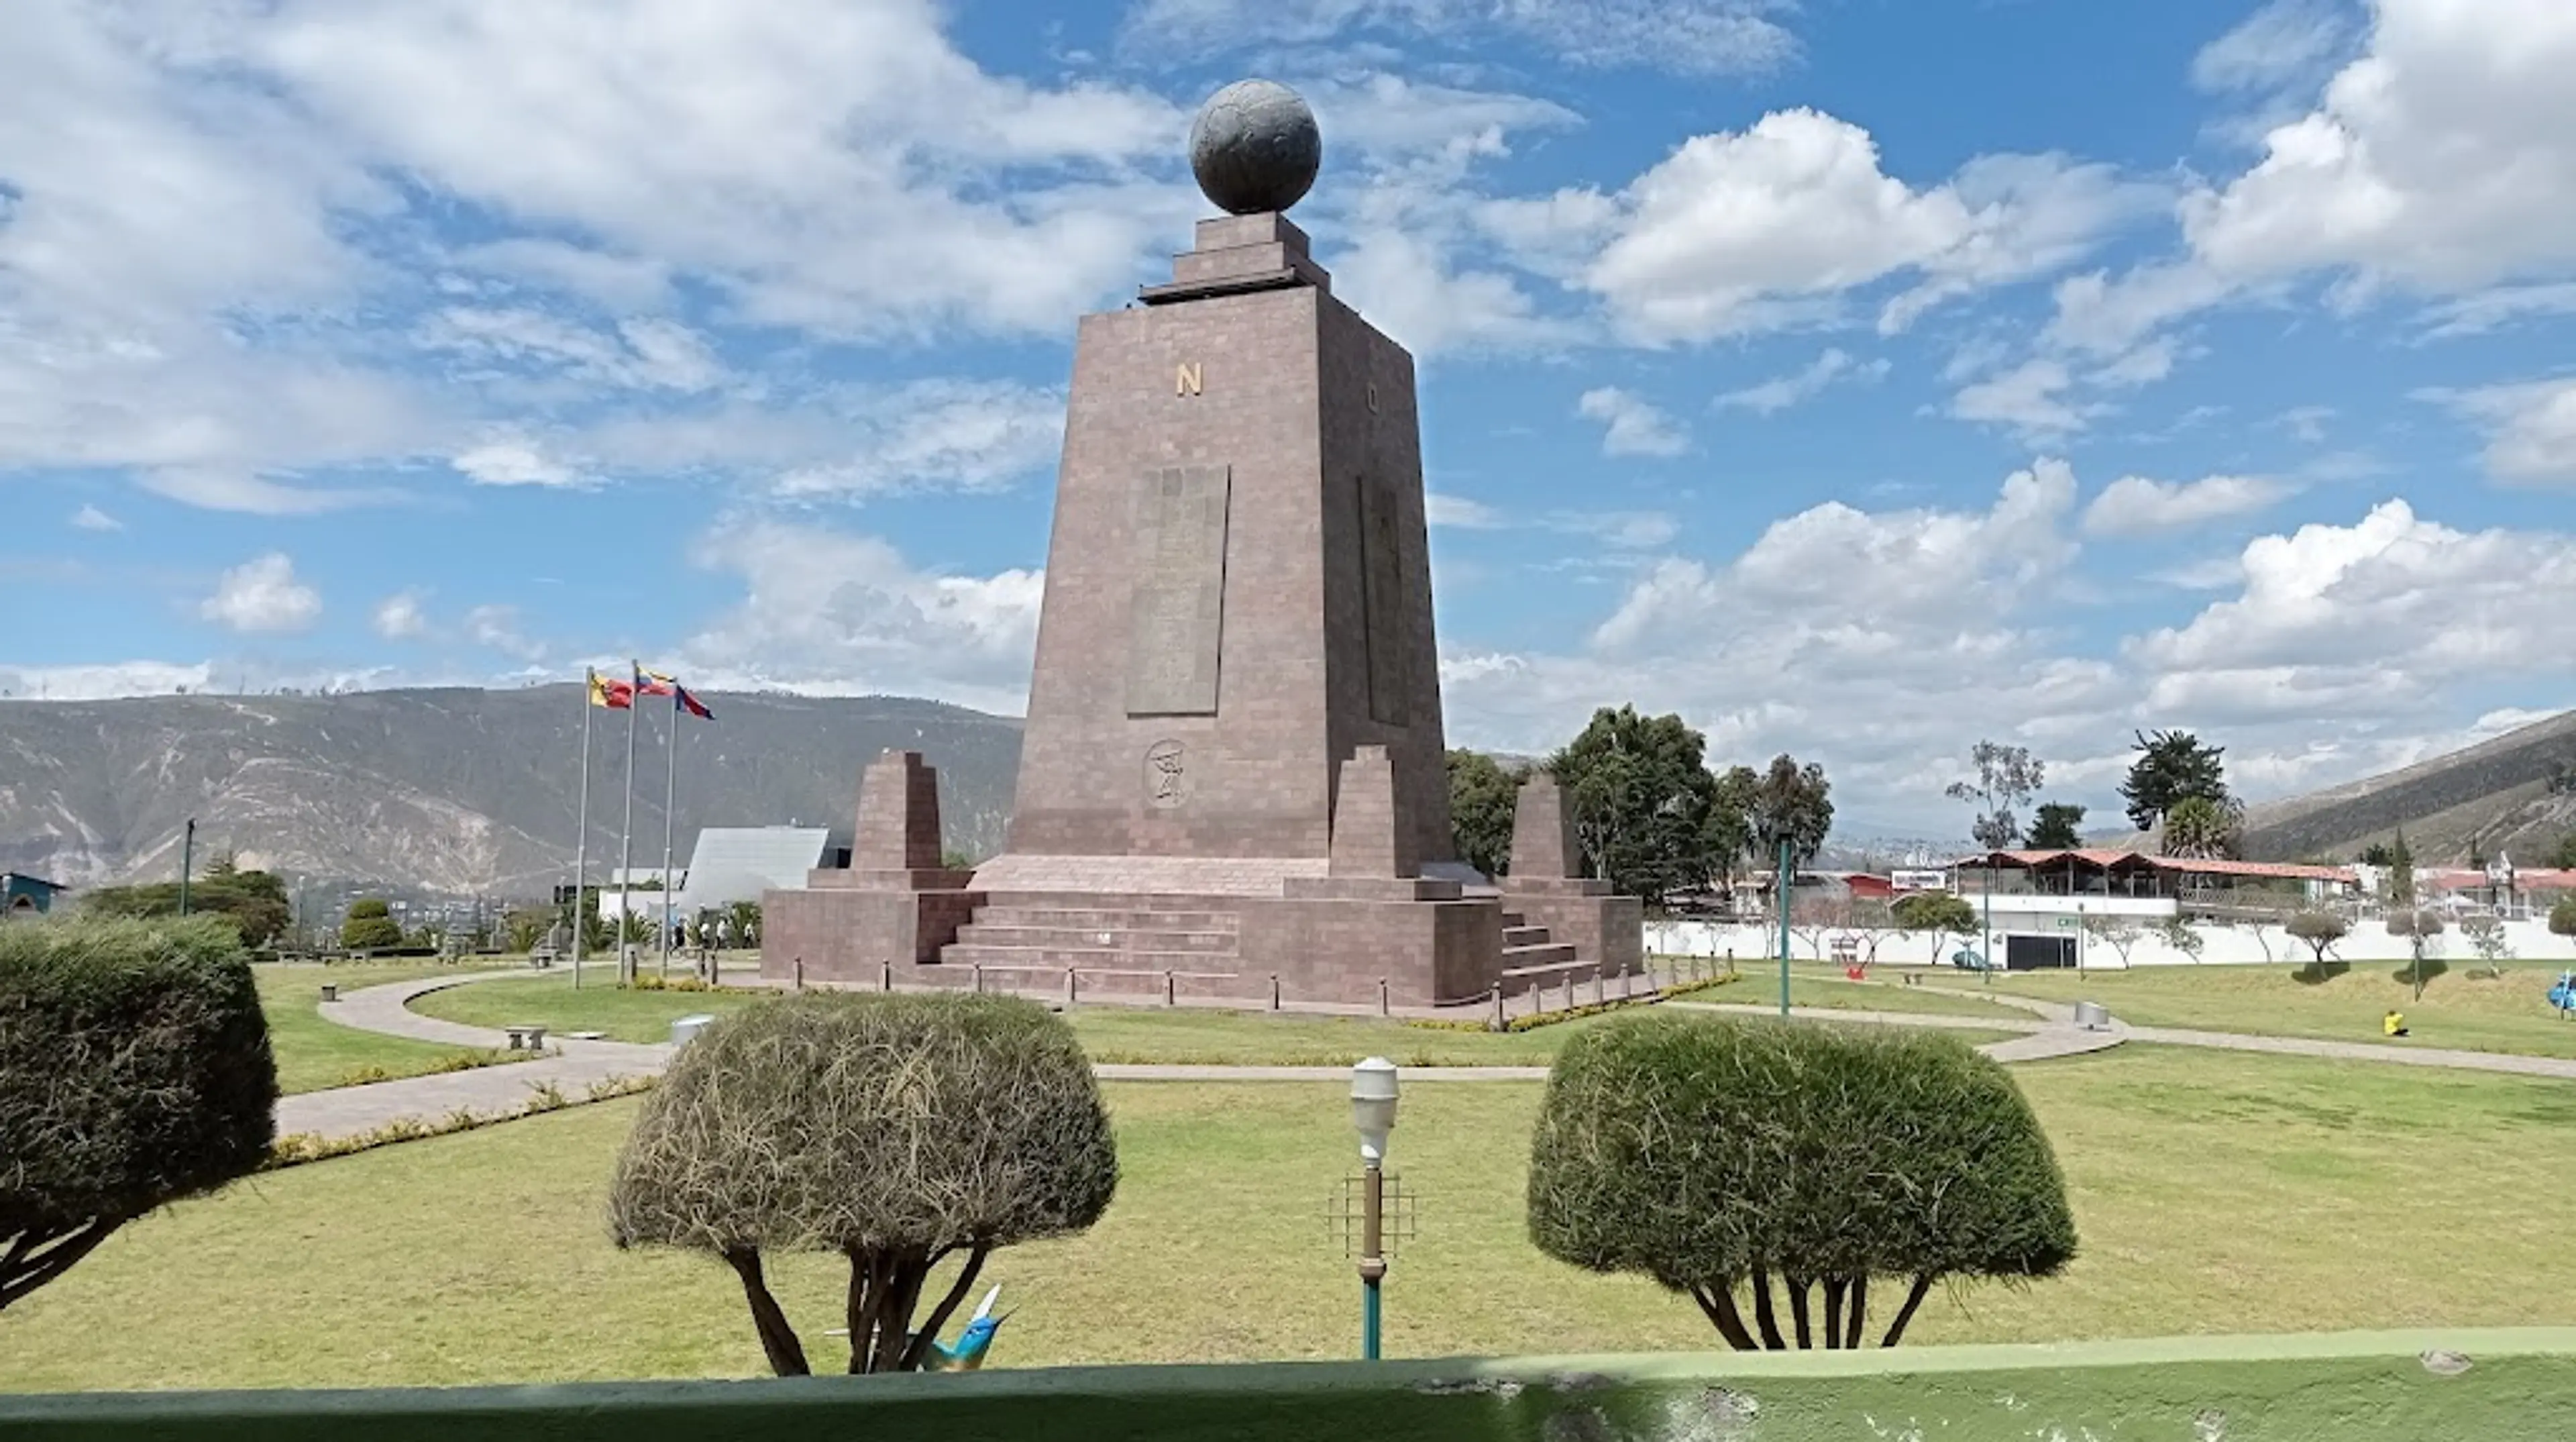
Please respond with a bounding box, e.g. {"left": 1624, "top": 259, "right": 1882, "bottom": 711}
{"left": 590, "top": 826, "right": 852, "bottom": 921}
{"left": 1, "top": 873, "right": 68, "bottom": 919}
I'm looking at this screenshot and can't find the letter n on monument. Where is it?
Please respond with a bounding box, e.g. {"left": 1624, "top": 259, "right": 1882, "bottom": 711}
{"left": 1126, "top": 465, "right": 1231, "bottom": 717}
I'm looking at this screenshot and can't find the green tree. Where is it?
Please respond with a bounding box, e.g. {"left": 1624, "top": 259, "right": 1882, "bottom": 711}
{"left": 1890, "top": 892, "right": 1976, "bottom": 962}
{"left": 610, "top": 993, "right": 1118, "bottom": 1376}
{"left": 2382, "top": 842, "right": 2444, "bottom": 1000}
{"left": 2552, "top": 895, "right": 2576, "bottom": 941}
{"left": 2154, "top": 916, "right": 2205, "bottom": 962}
{"left": 2551, "top": 833, "right": 2576, "bottom": 870}
{"left": 2026, "top": 803, "right": 2087, "bottom": 851}
{"left": 1446, "top": 749, "right": 1529, "bottom": 879}
{"left": 2160, "top": 794, "right": 2243, "bottom": 860}
{"left": 724, "top": 899, "right": 761, "bottom": 947}
{"left": 1527, "top": 1016, "right": 2075, "bottom": 1350}
{"left": 2358, "top": 841, "right": 2397, "bottom": 867}
{"left": 2286, "top": 909, "right": 2349, "bottom": 968}
{"left": 1550, "top": 707, "right": 1721, "bottom": 907}
{"left": 2081, "top": 913, "right": 2143, "bottom": 966}
{"left": 2461, "top": 914, "right": 2511, "bottom": 975}
{"left": 2118, "top": 729, "right": 2229, "bottom": 832}
{"left": 1748, "top": 754, "right": 1833, "bottom": 874}
{"left": 1, "top": 917, "right": 275, "bottom": 1310}
{"left": 1945, "top": 741, "right": 2043, "bottom": 851}
{"left": 1707, "top": 765, "right": 1758, "bottom": 894}
{"left": 80, "top": 866, "right": 292, "bottom": 949}
{"left": 339, "top": 898, "right": 402, "bottom": 951}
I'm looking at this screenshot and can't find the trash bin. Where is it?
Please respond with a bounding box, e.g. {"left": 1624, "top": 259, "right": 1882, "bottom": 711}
{"left": 670, "top": 1013, "right": 717, "bottom": 1046}
{"left": 2073, "top": 1000, "right": 2110, "bottom": 1031}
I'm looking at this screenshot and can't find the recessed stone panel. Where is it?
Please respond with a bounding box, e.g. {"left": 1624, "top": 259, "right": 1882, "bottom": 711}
{"left": 1358, "top": 471, "right": 1411, "bottom": 726}
{"left": 1125, "top": 465, "right": 1232, "bottom": 717}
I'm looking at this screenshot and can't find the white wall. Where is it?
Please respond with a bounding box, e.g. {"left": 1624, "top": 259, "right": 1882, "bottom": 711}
{"left": 1645, "top": 917, "right": 2576, "bottom": 968}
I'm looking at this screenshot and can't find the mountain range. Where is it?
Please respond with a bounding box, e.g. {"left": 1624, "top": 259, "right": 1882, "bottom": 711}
{"left": 5, "top": 687, "right": 2567, "bottom": 898}
{"left": 2237, "top": 708, "right": 2576, "bottom": 866}
{"left": 0, "top": 686, "right": 1021, "bottom": 899}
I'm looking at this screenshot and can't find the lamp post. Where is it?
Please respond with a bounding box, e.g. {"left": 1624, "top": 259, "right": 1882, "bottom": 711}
{"left": 177, "top": 818, "right": 197, "bottom": 917}
{"left": 1350, "top": 1056, "right": 1399, "bottom": 1361}
{"left": 1775, "top": 836, "right": 1792, "bottom": 1017}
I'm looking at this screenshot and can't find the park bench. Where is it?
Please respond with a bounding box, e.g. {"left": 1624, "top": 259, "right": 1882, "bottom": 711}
{"left": 502, "top": 1023, "right": 548, "bottom": 1051}
{"left": 529, "top": 945, "right": 558, "bottom": 970}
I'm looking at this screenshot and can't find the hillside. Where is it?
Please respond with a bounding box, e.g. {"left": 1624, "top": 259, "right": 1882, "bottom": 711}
{"left": 0, "top": 686, "right": 1022, "bottom": 898}
{"left": 2238, "top": 709, "right": 2576, "bottom": 864}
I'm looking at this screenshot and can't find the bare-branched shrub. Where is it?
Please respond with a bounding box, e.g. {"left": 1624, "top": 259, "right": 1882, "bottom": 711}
{"left": 608, "top": 992, "right": 1116, "bottom": 1375}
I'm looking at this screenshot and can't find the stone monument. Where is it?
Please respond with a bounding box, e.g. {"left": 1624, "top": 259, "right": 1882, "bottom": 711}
{"left": 764, "top": 81, "right": 1642, "bottom": 1007}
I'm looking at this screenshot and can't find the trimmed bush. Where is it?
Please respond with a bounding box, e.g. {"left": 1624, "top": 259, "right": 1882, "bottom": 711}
{"left": 1527, "top": 1015, "right": 2075, "bottom": 1350}
{"left": 340, "top": 898, "right": 402, "bottom": 951}
{"left": 1, "top": 917, "right": 276, "bottom": 1310}
{"left": 609, "top": 992, "right": 1117, "bottom": 1376}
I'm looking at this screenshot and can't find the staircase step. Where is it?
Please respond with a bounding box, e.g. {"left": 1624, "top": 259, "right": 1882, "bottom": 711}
{"left": 1500, "top": 942, "right": 1580, "bottom": 969}
{"left": 969, "top": 905, "right": 1242, "bottom": 932}
{"left": 1503, "top": 925, "right": 1552, "bottom": 947}
{"left": 953, "top": 923, "right": 1239, "bottom": 954}
{"left": 941, "top": 944, "right": 1247, "bottom": 973}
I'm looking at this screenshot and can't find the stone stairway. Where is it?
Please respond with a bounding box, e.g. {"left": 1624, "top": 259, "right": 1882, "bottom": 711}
{"left": 1501, "top": 910, "right": 1578, "bottom": 970}
{"left": 939, "top": 893, "right": 1248, "bottom": 976}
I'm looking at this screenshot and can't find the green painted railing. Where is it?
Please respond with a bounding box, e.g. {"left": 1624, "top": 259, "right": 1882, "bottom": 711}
{"left": 5, "top": 1329, "right": 2573, "bottom": 1441}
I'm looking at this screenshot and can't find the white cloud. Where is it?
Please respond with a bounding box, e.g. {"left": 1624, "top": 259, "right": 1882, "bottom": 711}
{"left": 2422, "top": 378, "right": 2576, "bottom": 485}
{"left": 1574, "top": 387, "right": 1688, "bottom": 456}
{"left": 464, "top": 603, "right": 545, "bottom": 661}
{"left": 1950, "top": 359, "right": 2097, "bottom": 437}
{"left": 1547, "top": 110, "right": 2155, "bottom": 344}
{"left": 2127, "top": 501, "right": 2576, "bottom": 721}
{"left": 1122, "top": 0, "right": 1800, "bottom": 76}
{"left": 770, "top": 381, "right": 1065, "bottom": 499}
{"left": 2192, "top": 0, "right": 2353, "bottom": 93}
{"left": 679, "top": 517, "right": 1045, "bottom": 715}
{"left": 1426, "top": 493, "right": 1509, "bottom": 529}
{"left": 70, "top": 503, "right": 122, "bottom": 531}
{"left": 136, "top": 468, "right": 405, "bottom": 515}
{"left": 1715, "top": 347, "right": 1887, "bottom": 414}
{"left": 2083, "top": 474, "right": 2291, "bottom": 537}
{"left": 1548, "top": 510, "right": 1680, "bottom": 551}
{"left": 372, "top": 590, "right": 430, "bottom": 639}
{"left": 199, "top": 553, "right": 321, "bottom": 633}
{"left": 453, "top": 441, "right": 586, "bottom": 489}
{"left": 2182, "top": 0, "right": 2576, "bottom": 293}
{"left": 417, "top": 308, "right": 725, "bottom": 393}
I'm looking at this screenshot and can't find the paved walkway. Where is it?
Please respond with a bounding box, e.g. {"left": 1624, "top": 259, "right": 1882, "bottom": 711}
{"left": 282, "top": 971, "right": 674, "bottom": 1141}
{"left": 287, "top": 963, "right": 2576, "bottom": 1143}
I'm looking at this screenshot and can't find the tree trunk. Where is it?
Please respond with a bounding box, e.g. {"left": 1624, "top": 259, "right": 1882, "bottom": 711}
{"left": 1880, "top": 1272, "right": 1938, "bottom": 1348}
{"left": 1786, "top": 1274, "right": 1813, "bottom": 1349}
{"left": 0, "top": 1219, "right": 116, "bottom": 1312}
{"left": 1688, "top": 1282, "right": 1758, "bottom": 1351}
{"left": 1748, "top": 1267, "right": 1786, "bottom": 1350}
{"left": 724, "top": 1248, "right": 810, "bottom": 1377}
{"left": 1843, "top": 1276, "right": 1869, "bottom": 1349}
{"left": 900, "top": 1244, "right": 995, "bottom": 1372}
{"left": 1821, "top": 1278, "right": 1845, "bottom": 1350}
{"left": 871, "top": 1250, "right": 930, "bottom": 1374}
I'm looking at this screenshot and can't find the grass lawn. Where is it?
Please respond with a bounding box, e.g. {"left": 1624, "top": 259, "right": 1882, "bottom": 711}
{"left": 9, "top": 1042, "right": 2575, "bottom": 1391}
{"left": 407, "top": 970, "right": 2021, "bottom": 1064}
{"left": 255, "top": 962, "right": 514, "bottom": 1095}
{"left": 1707, "top": 963, "right": 2041, "bottom": 1022}
{"left": 1980, "top": 959, "right": 2576, "bottom": 1058}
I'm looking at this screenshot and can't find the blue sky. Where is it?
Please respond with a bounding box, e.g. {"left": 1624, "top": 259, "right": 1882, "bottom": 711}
{"left": 3, "top": 0, "right": 2573, "bottom": 837}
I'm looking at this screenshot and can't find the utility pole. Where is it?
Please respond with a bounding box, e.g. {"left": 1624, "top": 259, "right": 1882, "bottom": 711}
{"left": 178, "top": 819, "right": 197, "bottom": 916}
{"left": 1776, "top": 835, "right": 1793, "bottom": 1017}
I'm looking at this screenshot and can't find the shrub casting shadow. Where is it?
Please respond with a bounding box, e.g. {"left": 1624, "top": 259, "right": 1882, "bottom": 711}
{"left": 2290, "top": 960, "right": 2351, "bottom": 985}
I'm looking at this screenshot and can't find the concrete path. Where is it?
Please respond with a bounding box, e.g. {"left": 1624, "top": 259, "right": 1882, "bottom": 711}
{"left": 282, "top": 972, "right": 674, "bottom": 1141}
{"left": 2121, "top": 1025, "right": 2576, "bottom": 1080}
{"left": 1672, "top": 998, "right": 2129, "bottom": 1064}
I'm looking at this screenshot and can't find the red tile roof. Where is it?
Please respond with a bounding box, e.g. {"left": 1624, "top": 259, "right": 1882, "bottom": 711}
{"left": 1955, "top": 849, "right": 2355, "bottom": 883}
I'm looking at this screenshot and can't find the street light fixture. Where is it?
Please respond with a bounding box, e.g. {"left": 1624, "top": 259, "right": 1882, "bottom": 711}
{"left": 1350, "top": 1056, "right": 1399, "bottom": 1359}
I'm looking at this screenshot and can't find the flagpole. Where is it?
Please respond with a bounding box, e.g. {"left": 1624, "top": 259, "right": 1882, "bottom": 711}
{"left": 617, "top": 660, "right": 641, "bottom": 984}
{"left": 659, "top": 686, "right": 679, "bottom": 978}
{"left": 572, "top": 669, "right": 593, "bottom": 992}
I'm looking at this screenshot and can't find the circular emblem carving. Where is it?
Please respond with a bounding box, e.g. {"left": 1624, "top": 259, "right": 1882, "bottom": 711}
{"left": 1144, "top": 739, "right": 1189, "bottom": 809}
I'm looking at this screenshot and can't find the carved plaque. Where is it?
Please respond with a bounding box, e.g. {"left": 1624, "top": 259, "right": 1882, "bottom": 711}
{"left": 1144, "top": 739, "right": 1189, "bottom": 808}
{"left": 1357, "top": 472, "right": 1411, "bottom": 725}
{"left": 1126, "top": 465, "right": 1231, "bottom": 716}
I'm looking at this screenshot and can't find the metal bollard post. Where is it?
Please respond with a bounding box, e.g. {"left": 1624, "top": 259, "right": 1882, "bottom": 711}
{"left": 1065, "top": 968, "right": 1078, "bottom": 1006}
{"left": 1491, "top": 982, "right": 1506, "bottom": 1030}
{"left": 1164, "top": 969, "right": 1177, "bottom": 1006}
{"left": 1379, "top": 978, "right": 1391, "bottom": 1017}
{"left": 794, "top": 958, "right": 804, "bottom": 992}
{"left": 881, "top": 960, "right": 893, "bottom": 993}
{"left": 1271, "top": 973, "right": 1282, "bottom": 1011}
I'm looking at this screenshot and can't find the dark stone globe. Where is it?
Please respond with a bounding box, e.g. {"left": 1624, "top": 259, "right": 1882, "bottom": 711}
{"left": 1189, "top": 79, "right": 1322, "bottom": 215}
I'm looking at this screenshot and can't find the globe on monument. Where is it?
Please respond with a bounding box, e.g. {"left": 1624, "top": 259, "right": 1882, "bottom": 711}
{"left": 1188, "top": 79, "right": 1322, "bottom": 215}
